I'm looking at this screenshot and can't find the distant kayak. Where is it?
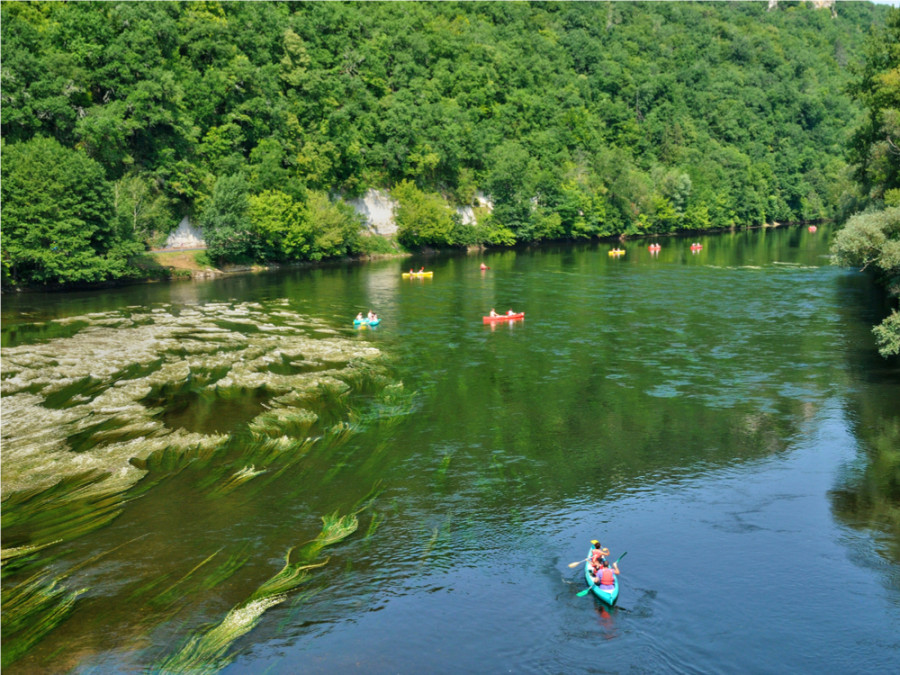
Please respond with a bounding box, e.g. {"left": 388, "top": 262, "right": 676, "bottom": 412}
{"left": 584, "top": 551, "right": 619, "bottom": 606}
{"left": 483, "top": 313, "right": 524, "bottom": 324}
{"left": 402, "top": 271, "right": 433, "bottom": 278}
{"left": 354, "top": 318, "right": 380, "bottom": 327}
{"left": 608, "top": 249, "right": 625, "bottom": 256}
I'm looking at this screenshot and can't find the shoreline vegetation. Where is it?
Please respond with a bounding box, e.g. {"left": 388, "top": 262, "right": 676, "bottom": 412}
{"left": 5, "top": 219, "right": 825, "bottom": 292}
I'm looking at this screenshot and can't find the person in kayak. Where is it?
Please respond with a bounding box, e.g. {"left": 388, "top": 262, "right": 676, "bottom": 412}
{"left": 419, "top": 266, "right": 425, "bottom": 272}
{"left": 367, "top": 310, "right": 377, "bottom": 321}
{"left": 489, "top": 308, "right": 498, "bottom": 317}
{"left": 356, "top": 312, "right": 364, "bottom": 321}
{"left": 589, "top": 540, "right": 610, "bottom": 570}
{"left": 507, "top": 309, "right": 516, "bottom": 315}
{"left": 593, "top": 558, "right": 619, "bottom": 590}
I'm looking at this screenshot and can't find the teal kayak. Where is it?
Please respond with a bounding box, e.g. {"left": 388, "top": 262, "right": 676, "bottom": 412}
{"left": 584, "top": 550, "right": 619, "bottom": 605}
{"left": 353, "top": 318, "right": 380, "bottom": 328}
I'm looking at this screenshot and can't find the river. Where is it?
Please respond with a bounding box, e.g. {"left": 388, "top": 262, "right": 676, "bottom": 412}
{"left": 2, "top": 224, "right": 899, "bottom": 673}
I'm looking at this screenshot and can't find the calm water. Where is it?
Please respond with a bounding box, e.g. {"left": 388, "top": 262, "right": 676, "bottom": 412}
{"left": 2, "top": 225, "right": 899, "bottom": 673}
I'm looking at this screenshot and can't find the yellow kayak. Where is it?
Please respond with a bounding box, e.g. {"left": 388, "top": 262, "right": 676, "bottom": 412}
{"left": 608, "top": 249, "right": 625, "bottom": 256}
{"left": 402, "top": 271, "right": 434, "bottom": 278}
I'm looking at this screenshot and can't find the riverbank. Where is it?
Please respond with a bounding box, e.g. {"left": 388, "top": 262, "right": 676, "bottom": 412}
{"left": 3, "top": 221, "right": 822, "bottom": 292}
{"left": 148, "top": 249, "right": 415, "bottom": 282}
{"left": 141, "top": 221, "right": 822, "bottom": 281}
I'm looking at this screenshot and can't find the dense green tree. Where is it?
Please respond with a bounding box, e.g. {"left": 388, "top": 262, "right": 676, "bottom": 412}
{"left": 832, "top": 207, "right": 900, "bottom": 357}
{"left": 198, "top": 174, "right": 254, "bottom": 262}
{"left": 302, "top": 191, "right": 364, "bottom": 260}
{"left": 835, "top": 7, "right": 900, "bottom": 358}
{"left": 247, "top": 188, "right": 301, "bottom": 260}
{"left": 1, "top": 137, "right": 141, "bottom": 285}
{"left": 847, "top": 8, "right": 900, "bottom": 202}
{"left": 112, "top": 173, "right": 176, "bottom": 246}
{"left": 393, "top": 180, "right": 458, "bottom": 248}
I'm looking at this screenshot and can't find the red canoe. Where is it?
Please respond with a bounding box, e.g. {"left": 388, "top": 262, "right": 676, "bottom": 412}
{"left": 483, "top": 313, "right": 524, "bottom": 324}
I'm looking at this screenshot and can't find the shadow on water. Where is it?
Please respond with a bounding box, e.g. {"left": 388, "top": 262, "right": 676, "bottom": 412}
{"left": 149, "top": 388, "right": 272, "bottom": 436}
{"left": 827, "top": 272, "right": 900, "bottom": 565}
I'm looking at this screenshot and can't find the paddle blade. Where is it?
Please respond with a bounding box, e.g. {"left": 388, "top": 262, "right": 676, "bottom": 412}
{"left": 577, "top": 586, "right": 593, "bottom": 597}
{"left": 614, "top": 551, "right": 628, "bottom": 563}
{"left": 568, "top": 559, "right": 586, "bottom": 568}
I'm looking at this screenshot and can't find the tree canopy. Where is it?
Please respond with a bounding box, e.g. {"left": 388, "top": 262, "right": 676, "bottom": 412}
{"left": 1, "top": 0, "right": 894, "bottom": 283}
{"left": 1, "top": 136, "right": 142, "bottom": 285}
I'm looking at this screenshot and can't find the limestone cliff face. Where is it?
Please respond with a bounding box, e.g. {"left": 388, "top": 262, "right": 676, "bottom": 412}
{"left": 176, "top": 189, "right": 492, "bottom": 245}
{"left": 347, "top": 188, "right": 493, "bottom": 236}
{"left": 768, "top": 0, "right": 837, "bottom": 18}
{"left": 346, "top": 189, "right": 399, "bottom": 236}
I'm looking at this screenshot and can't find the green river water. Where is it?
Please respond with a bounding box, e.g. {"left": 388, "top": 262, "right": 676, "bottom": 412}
{"left": 2, "top": 224, "right": 899, "bottom": 673}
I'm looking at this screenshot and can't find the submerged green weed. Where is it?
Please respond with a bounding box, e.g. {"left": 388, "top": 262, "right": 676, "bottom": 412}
{"left": 363, "top": 511, "right": 384, "bottom": 541}
{"left": 0, "top": 572, "right": 84, "bottom": 668}
{"left": 155, "top": 510, "right": 361, "bottom": 674}
{"left": 0, "top": 540, "right": 62, "bottom": 579}
{"left": 2, "top": 302, "right": 401, "bottom": 667}
{"left": 1, "top": 470, "right": 129, "bottom": 553}
{"left": 0, "top": 535, "right": 147, "bottom": 667}
{"left": 2, "top": 302, "right": 382, "bottom": 502}
{"left": 155, "top": 596, "right": 285, "bottom": 675}
{"left": 206, "top": 466, "right": 266, "bottom": 497}
{"left": 151, "top": 548, "right": 224, "bottom": 607}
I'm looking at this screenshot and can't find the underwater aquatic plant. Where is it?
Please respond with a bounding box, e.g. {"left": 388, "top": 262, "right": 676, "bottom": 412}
{"left": 2, "top": 301, "right": 395, "bottom": 665}
{"left": 155, "top": 596, "right": 285, "bottom": 674}
{"left": 0, "top": 572, "right": 84, "bottom": 668}
{"left": 0, "top": 535, "right": 147, "bottom": 667}
{"left": 206, "top": 466, "right": 266, "bottom": 497}
{"left": 2, "top": 302, "right": 382, "bottom": 502}
{"left": 155, "top": 510, "right": 361, "bottom": 674}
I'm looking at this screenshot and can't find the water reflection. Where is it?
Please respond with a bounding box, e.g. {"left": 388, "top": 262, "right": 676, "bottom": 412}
{"left": 593, "top": 602, "right": 618, "bottom": 638}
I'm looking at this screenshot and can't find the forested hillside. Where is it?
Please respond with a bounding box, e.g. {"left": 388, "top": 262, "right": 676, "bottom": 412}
{"left": 0, "top": 1, "right": 890, "bottom": 285}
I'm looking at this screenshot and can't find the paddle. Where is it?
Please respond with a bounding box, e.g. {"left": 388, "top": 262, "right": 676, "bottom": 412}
{"left": 568, "top": 544, "right": 609, "bottom": 567}
{"left": 577, "top": 551, "right": 627, "bottom": 597}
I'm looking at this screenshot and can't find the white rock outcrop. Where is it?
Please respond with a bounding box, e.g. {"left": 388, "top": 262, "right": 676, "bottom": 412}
{"left": 348, "top": 188, "right": 493, "bottom": 234}
{"left": 165, "top": 217, "right": 206, "bottom": 249}
{"left": 346, "top": 189, "right": 399, "bottom": 236}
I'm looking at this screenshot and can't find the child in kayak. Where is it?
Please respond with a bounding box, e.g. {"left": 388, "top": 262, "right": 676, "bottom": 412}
{"left": 589, "top": 540, "right": 609, "bottom": 571}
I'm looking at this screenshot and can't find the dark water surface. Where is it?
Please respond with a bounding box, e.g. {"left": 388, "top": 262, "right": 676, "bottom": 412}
{"left": 2, "top": 226, "right": 899, "bottom": 673}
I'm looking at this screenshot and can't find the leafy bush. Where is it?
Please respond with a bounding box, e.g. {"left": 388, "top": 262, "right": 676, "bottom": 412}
{"left": 393, "top": 180, "right": 459, "bottom": 248}
{"left": 1, "top": 137, "right": 142, "bottom": 286}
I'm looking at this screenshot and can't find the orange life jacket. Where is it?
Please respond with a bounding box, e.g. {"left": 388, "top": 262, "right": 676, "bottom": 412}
{"left": 598, "top": 568, "right": 615, "bottom": 586}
